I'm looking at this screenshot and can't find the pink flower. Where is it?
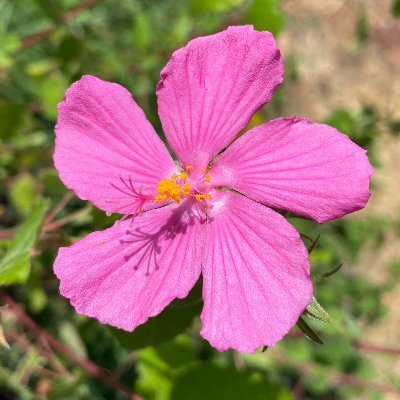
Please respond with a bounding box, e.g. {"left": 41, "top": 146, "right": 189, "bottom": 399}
{"left": 53, "top": 26, "right": 373, "bottom": 353}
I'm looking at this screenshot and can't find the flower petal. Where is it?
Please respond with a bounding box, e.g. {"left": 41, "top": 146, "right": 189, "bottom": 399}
{"left": 211, "top": 118, "right": 374, "bottom": 223}
{"left": 54, "top": 75, "right": 176, "bottom": 215}
{"left": 200, "top": 191, "right": 312, "bottom": 353}
{"left": 54, "top": 200, "right": 205, "bottom": 331}
{"left": 157, "top": 25, "right": 283, "bottom": 169}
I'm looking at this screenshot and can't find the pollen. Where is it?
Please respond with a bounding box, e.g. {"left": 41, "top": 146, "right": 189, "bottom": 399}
{"left": 205, "top": 174, "right": 211, "bottom": 183}
{"left": 195, "top": 193, "right": 212, "bottom": 202}
{"left": 155, "top": 172, "right": 191, "bottom": 204}
{"left": 185, "top": 165, "right": 193, "bottom": 171}
{"left": 182, "top": 182, "right": 190, "bottom": 196}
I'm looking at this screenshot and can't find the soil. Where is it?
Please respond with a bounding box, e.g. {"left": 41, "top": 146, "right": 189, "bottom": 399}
{"left": 277, "top": 0, "right": 400, "bottom": 396}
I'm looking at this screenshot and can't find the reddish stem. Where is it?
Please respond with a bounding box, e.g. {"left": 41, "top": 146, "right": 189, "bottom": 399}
{"left": 0, "top": 292, "right": 142, "bottom": 400}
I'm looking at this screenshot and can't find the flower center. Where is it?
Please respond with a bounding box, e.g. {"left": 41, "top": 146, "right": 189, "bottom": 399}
{"left": 154, "top": 165, "right": 212, "bottom": 204}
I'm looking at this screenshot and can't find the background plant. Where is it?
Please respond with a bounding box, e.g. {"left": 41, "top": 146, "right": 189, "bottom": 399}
{"left": 1, "top": 0, "right": 399, "bottom": 399}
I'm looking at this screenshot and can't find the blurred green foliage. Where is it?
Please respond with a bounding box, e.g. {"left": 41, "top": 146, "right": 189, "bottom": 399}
{"left": 0, "top": 1, "right": 398, "bottom": 399}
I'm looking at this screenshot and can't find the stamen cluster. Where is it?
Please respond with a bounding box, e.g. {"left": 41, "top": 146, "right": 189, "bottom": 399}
{"left": 154, "top": 165, "right": 212, "bottom": 204}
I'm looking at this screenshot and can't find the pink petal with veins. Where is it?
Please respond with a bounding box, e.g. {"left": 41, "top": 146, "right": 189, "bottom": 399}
{"left": 212, "top": 118, "right": 374, "bottom": 222}
{"left": 55, "top": 75, "right": 176, "bottom": 215}
{"left": 157, "top": 25, "right": 283, "bottom": 169}
{"left": 54, "top": 199, "right": 205, "bottom": 331}
{"left": 200, "top": 191, "right": 312, "bottom": 353}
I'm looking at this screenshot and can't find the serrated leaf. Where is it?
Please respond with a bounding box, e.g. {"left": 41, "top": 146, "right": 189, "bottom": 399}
{"left": 296, "top": 316, "right": 323, "bottom": 344}
{"left": 0, "top": 200, "right": 49, "bottom": 285}
{"left": 312, "top": 263, "right": 343, "bottom": 283}
{"left": 305, "top": 297, "right": 333, "bottom": 323}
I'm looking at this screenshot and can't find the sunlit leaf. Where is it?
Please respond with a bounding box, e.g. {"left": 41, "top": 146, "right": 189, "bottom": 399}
{"left": 132, "top": 13, "right": 152, "bottom": 50}
{"left": 9, "top": 173, "right": 40, "bottom": 216}
{"left": 0, "top": 200, "right": 49, "bottom": 285}
{"left": 38, "top": 75, "right": 68, "bottom": 119}
{"left": 189, "top": 0, "right": 245, "bottom": 14}
{"left": 245, "top": 0, "right": 285, "bottom": 35}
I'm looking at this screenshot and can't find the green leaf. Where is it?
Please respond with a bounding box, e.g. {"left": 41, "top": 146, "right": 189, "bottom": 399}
{"left": 392, "top": 0, "right": 400, "bottom": 17}
{"left": 189, "top": 0, "right": 245, "bottom": 15}
{"left": 325, "top": 109, "right": 356, "bottom": 136}
{"left": 56, "top": 35, "right": 84, "bottom": 65}
{"left": 110, "top": 283, "right": 202, "bottom": 350}
{"left": 388, "top": 120, "right": 400, "bottom": 134}
{"left": 132, "top": 13, "right": 152, "bottom": 50}
{"left": 245, "top": 0, "right": 285, "bottom": 36}
{"left": 355, "top": 10, "right": 369, "bottom": 47}
{"left": 32, "top": 0, "right": 63, "bottom": 24}
{"left": 0, "top": 101, "right": 27, "bottom": 139}
{"left": 171, "top": 363, "right": 292, "bottom": 400}
{"left": 136, "top": 347, "right": 175, "bottom": 400}
{"left": 312, "top": 263, "right": 343, "bottom": 283}
{"left": 37, "top": 74, "right": 68, "bottom": 119}
{"left": 0, "top": 200, "right": 49, "bottom": 285}
{"left": 296, "top": 316, "right": 324, "bottom": 344}
{"left": 39, "top": 168, "right": 68, "bottom": 198}
{"left": 305, "top": 297, "right": 333, "bottom": 323}
{"left": 9, "top": 173, "right": 40, "bottom": 216}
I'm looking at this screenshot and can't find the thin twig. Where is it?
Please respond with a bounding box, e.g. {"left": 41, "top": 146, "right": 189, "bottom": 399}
{"left": 355, "top": 341, "right": 400, "bottom": 355}
{"left": 7, "top": 330, "right": 68, "bottom": 375}
{"left": 0, "top": 292, "right": 142, "bottom": 400}
{"left": 45, "top": 192, "right": 74, "bottom": 225}
{"left": 42, "top": 205, "right": 91, "bottom": 233}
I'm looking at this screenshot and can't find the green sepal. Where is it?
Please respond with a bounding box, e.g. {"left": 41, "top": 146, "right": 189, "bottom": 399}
{"left": 312, "top": 263, "right": 343, "bottom": 283}
{"left": 307, "top": 235, "right": 320, "bottom": 254}
{"left": 296, "top": 316, "right": 324, "bottom": 344}
{"left": 305, "top": 297, "right": 333, "bottom": 323}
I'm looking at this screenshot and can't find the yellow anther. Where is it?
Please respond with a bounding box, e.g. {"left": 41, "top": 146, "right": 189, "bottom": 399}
{"left": 155, "top": 178, "right": 181, "bottom": 204}
{"left": 171, "top": 172, "right": 179, "bottom": 180}
{"left": 180, "top": 172, "right": 188, "bottom": 181}
{"left": 182, "top": 182, "right": 190, "bottom": 196}
{"left": 195, "top": 193, "right": 212, "bottom": 202}
{"left": 205, "top": 174, "right": 211, "bottom": 183}
{"left": 185, "top": 165, "right": 193, "bottom": 171}
{"left": 200, "top": 167, "right": 205, "bottom": 172}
